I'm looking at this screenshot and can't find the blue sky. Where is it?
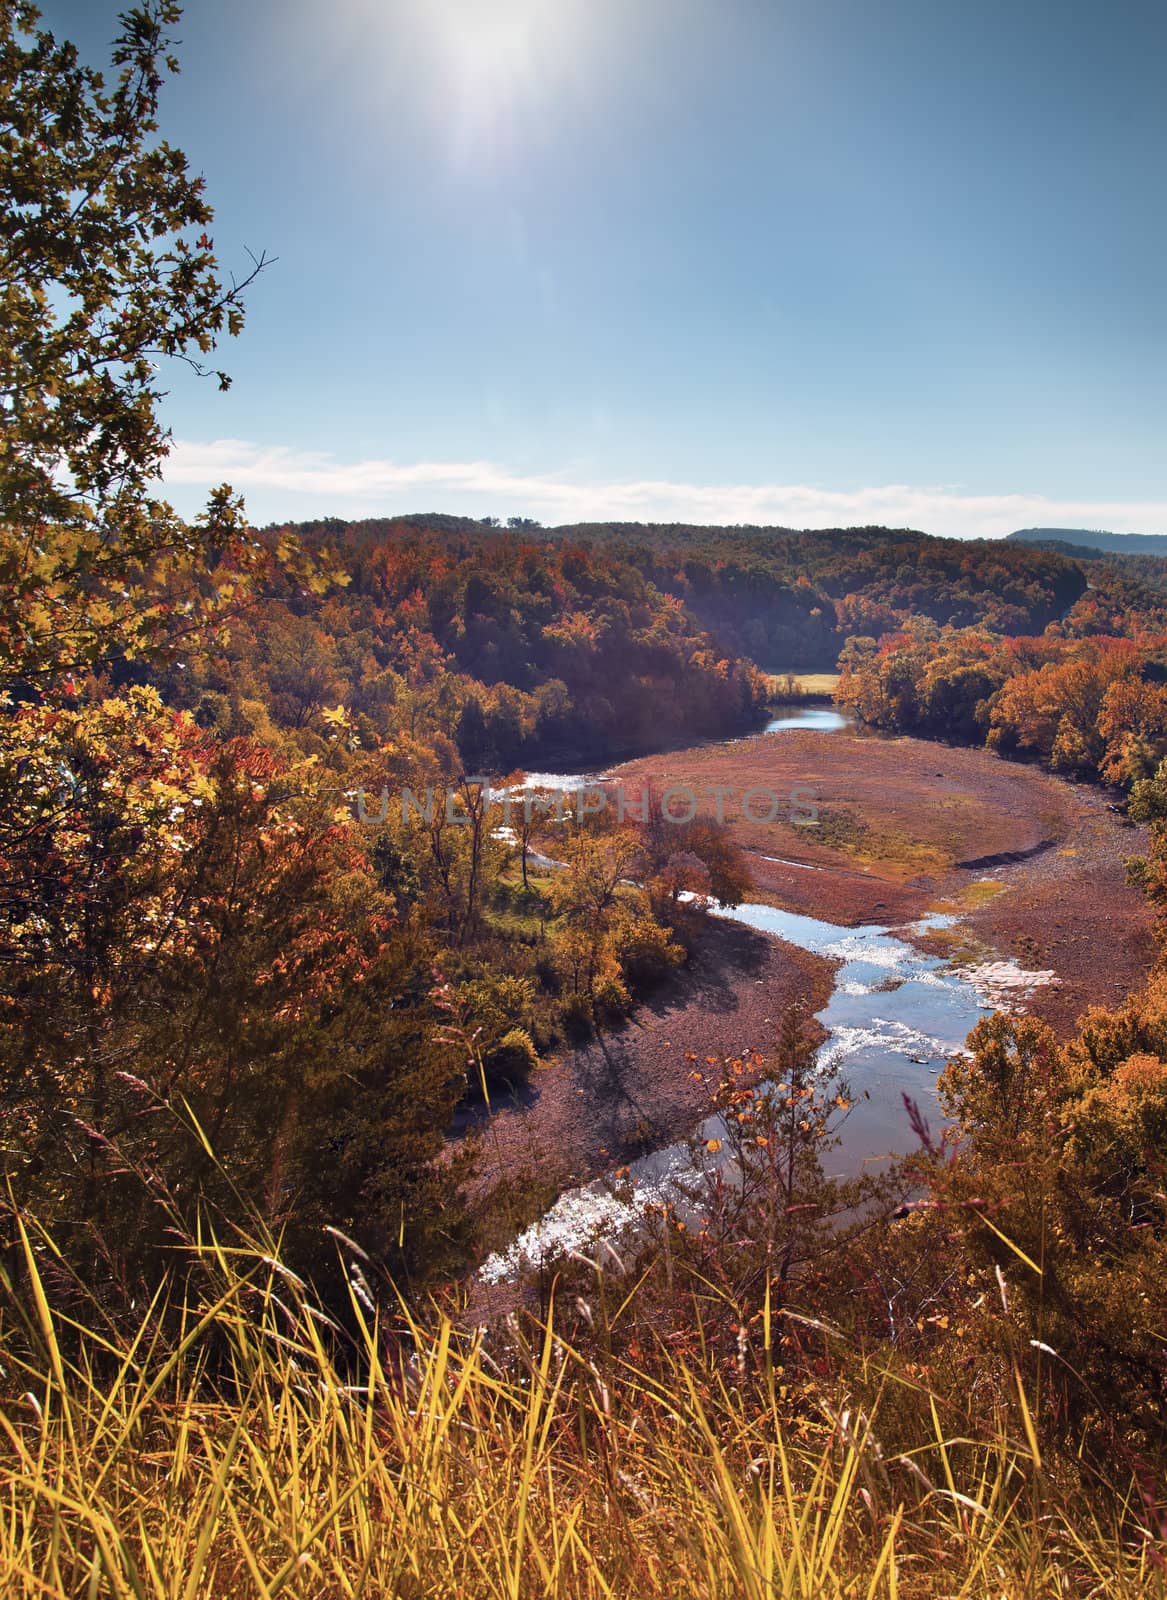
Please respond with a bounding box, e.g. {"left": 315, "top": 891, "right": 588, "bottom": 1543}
{"left": 47, "top": 0, "right": 1167, "bottom": 535}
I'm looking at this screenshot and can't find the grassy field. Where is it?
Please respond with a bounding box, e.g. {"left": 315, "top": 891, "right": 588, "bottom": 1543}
{"left": 1, "top": 1218, "right": 1161, "bottom": 1599}
{"left": 765, "top": 671, "right": 842, "bottom": 698}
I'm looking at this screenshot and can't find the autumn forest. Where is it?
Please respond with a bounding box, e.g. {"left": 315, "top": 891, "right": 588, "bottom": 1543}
{"left": 3, "top": 4, "right": 1167, "bottom": 1596}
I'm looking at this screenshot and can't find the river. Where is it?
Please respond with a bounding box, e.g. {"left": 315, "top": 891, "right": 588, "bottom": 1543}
{"left": 480, "top": 705, "right": 1040, "bottom": 1283}
{"left": 763, "top": 704, "right": 853, "bottom": 734}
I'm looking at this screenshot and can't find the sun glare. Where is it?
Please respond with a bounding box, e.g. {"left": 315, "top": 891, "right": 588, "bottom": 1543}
{"left": 419, "top": 0, "right": 597, "bottom": 168}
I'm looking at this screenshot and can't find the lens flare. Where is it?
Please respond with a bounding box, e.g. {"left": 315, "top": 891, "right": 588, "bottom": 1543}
{"left": 418, "top": 0, "right": 596, "bottom": 169}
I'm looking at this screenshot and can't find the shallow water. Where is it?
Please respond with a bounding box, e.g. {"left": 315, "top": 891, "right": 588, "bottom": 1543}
{"left": 764, "top": 703, "right": 853, "bottom": 734}
{"left": 511, "top": 770, "right": 609, "bottom": 792}
{"left": 479, "top": 899, "right": 992, "bottom": 1282}
{"left": 479, "top": 711, "right": 1043, "bottom": 1281}
{"left": 702, "top": 901, "right": 977, "bottom": 1169}
{"left": 515, "top": 700, "right": 851, "bottom": 795}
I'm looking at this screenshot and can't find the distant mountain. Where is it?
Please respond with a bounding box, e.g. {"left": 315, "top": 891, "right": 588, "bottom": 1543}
{"left": 1008, "top": 527, "right": 1167, "bottom": 557}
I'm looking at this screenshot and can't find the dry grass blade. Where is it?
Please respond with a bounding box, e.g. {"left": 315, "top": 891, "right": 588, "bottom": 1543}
{"left": 1, "top": 1222, "right": 1162, "bottom": 1598}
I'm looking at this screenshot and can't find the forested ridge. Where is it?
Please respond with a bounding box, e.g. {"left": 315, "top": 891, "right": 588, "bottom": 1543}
{"left": 553, "top": 519, "right": 1088, "bottom": 650}
{"left": 272, "top": 513, "right": 1092, "bottom": 687}
{"left": 1009, "top": 525, "right": 1167, "bottom": 557}
{"left": 145, "top": 522, "right": 770, "bottom": 770}
{"left": 93, "top": 512, "right": 1099, "bottom": 777}
{"left": 834, "top": 557, "right": 1167, "bottom": 786}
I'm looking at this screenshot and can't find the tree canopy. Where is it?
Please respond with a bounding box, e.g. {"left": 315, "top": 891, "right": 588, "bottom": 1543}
{"left": 0, "top": 0, "right": 316, "bottom": 689}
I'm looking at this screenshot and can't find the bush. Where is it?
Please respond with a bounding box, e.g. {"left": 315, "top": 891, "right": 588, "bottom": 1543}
{"left": 614, "top": 916, "right": 684, "bottom": 991}
{"left": 483, "top": 1027, "right": 540, "bottom": 1085}
{"left": 534, "top": 953, "right": 562, "bottom": 994}
{"left": 593, "top": 974, "right": 633, "bottom": 1022}
{"left": 560, "top": 991, "right": 594, "bottom": 1040}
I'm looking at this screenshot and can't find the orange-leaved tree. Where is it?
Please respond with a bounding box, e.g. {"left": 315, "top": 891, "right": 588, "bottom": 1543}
{"left": 0, "top": 687, "right": 469, "bottom": 1299}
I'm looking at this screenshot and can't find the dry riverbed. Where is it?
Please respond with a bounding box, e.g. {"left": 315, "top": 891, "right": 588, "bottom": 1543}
{"left": 460, "top": 730, "right": 1156, "bottom": 1228}
{"left": 613, "top": 730, "right": 1156, "bottom": 1029}
{"left": 461, "top": 917, "right": 834, "bottom": 1211}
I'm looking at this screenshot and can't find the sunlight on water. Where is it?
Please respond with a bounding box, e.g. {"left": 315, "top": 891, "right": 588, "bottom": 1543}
{"left": 763, "top": 705, "right": 852, "bottom": 733}
{"left": 479, "top": 713, "right": 1055, "bottom": 1283}
{"left": 480, "top": 902, "right": 985, "bottom": 1282}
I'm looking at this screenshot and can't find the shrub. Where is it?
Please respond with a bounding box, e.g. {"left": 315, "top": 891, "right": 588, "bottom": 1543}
{"left": 484, "top": 1027, "right": 540, "bottom": 1085}
{"left": 593, "top": 973, "right": 634, "bottom": 1022}
{"left": 560, "top": 991, "right": 594, "bottom": 1040}
{"left": 613, "top": 914, "right": 684, "bottom": 991}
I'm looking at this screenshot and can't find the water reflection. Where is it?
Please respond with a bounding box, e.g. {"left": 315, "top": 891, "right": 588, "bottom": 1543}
{"left": 764, "top": 703, "right": 853, "bottom": 734}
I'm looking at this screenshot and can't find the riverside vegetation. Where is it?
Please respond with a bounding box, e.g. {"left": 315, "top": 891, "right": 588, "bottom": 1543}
{"left": 2, "top": 4, "right": 1167, "bottom": 1594}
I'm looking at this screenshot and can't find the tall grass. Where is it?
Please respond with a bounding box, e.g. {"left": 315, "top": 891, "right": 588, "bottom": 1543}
{"left": 0, "top": 1211, "right": 1161, "bottom": 1599}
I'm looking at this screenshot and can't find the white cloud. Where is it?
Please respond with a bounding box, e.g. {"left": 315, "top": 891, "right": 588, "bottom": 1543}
{"left": 162, "top": 438, "right": 1167, "bottom": 540}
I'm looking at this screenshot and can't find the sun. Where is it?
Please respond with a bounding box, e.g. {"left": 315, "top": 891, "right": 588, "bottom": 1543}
{"left": 417, "top": 0, "right": 597, "bottom": 170}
